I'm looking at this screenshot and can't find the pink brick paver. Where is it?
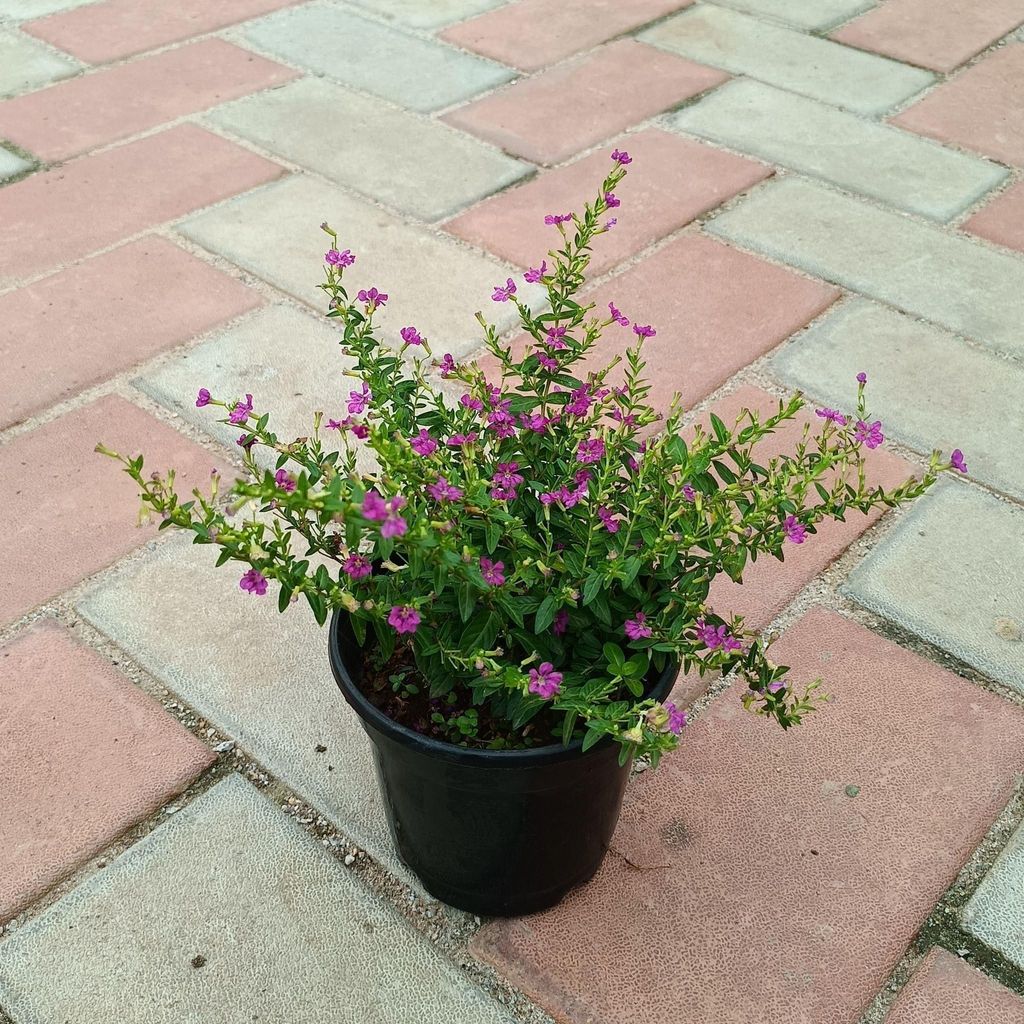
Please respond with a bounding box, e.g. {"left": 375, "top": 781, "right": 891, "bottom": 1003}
{"left": 472, "top": 608, "right": 1024, "bottom": 1024}
{"left": 24, "top": 0, "right": 303, "bottom": 64}
{"left": 832, "top": 0, "right": 1024, "bottom": 74}
{"left": 698, "top": 386, "right": 913, "bottom": 629}
{"left": 0, "top": 238, "right": 261, "bottom": 430}
{"left": 963, "top": 181, "right": 1024, "bottom": 253}
{"left": 0, "top": 39, "right": 296, "bottom": 163}
{"left": 0, "top": 396, "right": 228, "bottom": 626}
{"left": 892, "top": 44, "right": 1024, "bottom": 166}
{"left": 887, "top": 949, "right": 1024, "bottom": 1024}
{"left": 0, "top": 620, "right": 214, "bottom": 924}
{"left": 0, "top": 124, "right": 283, "bottom": 289}
{"left": 444, "top": 128, "right": 769, "bottom": 277}
{"left": 441, "top": 0, "right": 693, "bottom": 73}
{"left": 442, "top": 40, "right": 727, "bottom": 166}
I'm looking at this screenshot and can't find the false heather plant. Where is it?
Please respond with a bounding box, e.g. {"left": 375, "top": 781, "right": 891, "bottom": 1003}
{"left": 100, "top": 152, "right": 963, "bottom": 766}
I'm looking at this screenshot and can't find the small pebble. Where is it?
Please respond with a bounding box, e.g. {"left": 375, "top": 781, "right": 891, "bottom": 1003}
{"left": 213, "top": 740, "right": 236, "bottom": 754}
{"left": 994, "top": 617, "right": 1021, "bottom": 642}
{"left": 845, "top": 784, "right": 860, "bottom": 798}
{"left": 314, "top": 743, "right": 328, "bottom": 753}
{"left": 344, "top": 854, "right": 356, "bottom": 866}
{"left": 191, "top": 955, "right": 207, "bottom": 969}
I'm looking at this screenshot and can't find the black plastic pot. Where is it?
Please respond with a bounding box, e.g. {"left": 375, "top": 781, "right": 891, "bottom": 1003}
{"left": 328, "top": 610, "right": 677, "bottom": 916}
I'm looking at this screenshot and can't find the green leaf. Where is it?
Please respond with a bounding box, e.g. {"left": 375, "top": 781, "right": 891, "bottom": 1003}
{"left": 581, "top": 727, "right": 604, "bottom": 753}
{"left": 560, "top": 710, "right": 578, "bottom": 746}
{"left": 582, "top": 572, "right": 603, "bottom": 606}
{"left": 710, "top": 413, "right": 729, "bottom": 443}
{"left": 458, "top": 583, "right": 475, "bottom": 623}
{"left": 278, "top": 586, "right": 292, "bottom": 613}
{"left": 535, "top": 595, "right": 557, "bottom": 633}
{"left": 485, "top": 521, "right": 501, "bottom": 554}
{"left": 603, "top": 642, "right": 626, "bottom": 671}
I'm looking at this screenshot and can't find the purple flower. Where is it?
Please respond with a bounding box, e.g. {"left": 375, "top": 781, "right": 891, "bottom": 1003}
{"left": 438, "top": 353, "right": 457, "bottom": 378}
{"left": 624, "top": 612, "right": 652, "bottom": 641}
{"left": 448, "top": 432, "right": 478, "bottom": 447}
{"left": 400, "top": 326, "right": 423, "bottom": 346}
{"left": 611, "top": 148, "right": 632, "bottom": 165}
{"left": 357, "top": 287, "right": 387, "bottom": 308}
{"left": 380, "top": 495, "right": 408, "bottom": 538}
{"left": 608, "top": 302, "right": 629, "bottom": 327}
{"left": 553, "top": 609, "right": 569, "bottom": 636}
{"left": 545, "top": 325, "right": 568, "bottom": 349}
{"left": 528, "top": 662, "right": 563, "bottom": 699}
{"left": 857, "top": 371, "right": 868, "bottom": 384}
{"left": 604, "top": 191, "right": 620, "bottom": 208}
{"left": 695, "top": 619, "right": 743, "bottom": 653}
{"left": 487, "top": 409, "right": 517, "bottom": 439}
{"left": 565, "top": 387, "right": 592, "bottom": 417}
{"left": 682, "top": 484, "right": 696, "bottom": 502}
{"left": 597, "top": 506, "right": 620, "bottom": 533}
{"left": 460, "top": 393, "right": 484, "bottom": 412}
{"left": 576, "top": 438, "right": 606, "bottom": 464}
{"left": 325, "top": 248, "right": 355, "bottom": 267}
{"left": 480, "top": 557, "right": 506, "bottom": 586}
{"left": 767, "top": 679, "right": 787, "bottom": 694}
{"left": 664, "top": 700, "right": 687, "bottom": 735}
{"left": 326, "top": 419, "right": 344, "bottom": 431}
{"left": 632, "top": 323, "right": 656, "bottom": 339}
{"left": 349, "top": 420, "right": 369, "bottom": 439}
{"left": 783, "top": 514, "right": 806, "bottom": 544}
{"left": 195, "top": 387, "right": 212, "bottom": 408}
{"left": 236, "top": 433, "right": 255, "bottom": 451}
{"left": 524, "top": 260, "right": 548, "bottom": 283}
{"left": 491, "top": 278, "right": 517, "bottom": 302}
{"left": 274, "top": 469, "right": 296, "bottom": 493}
{"left": 950, "top": 449, "right": 968, "bottom": 473}
{"left": 519, "top": 412, "right": 549, "bottom": 433}
{"left": 543, "top": 213, "right": 572, "bottom": 226}
{"left": 490, "top": 461, "right": 524, "bottom": 501}
{"left": 815, "top": 407, "right": 848, "bottom": 426}
{"left": 536, "top": 351, "right": 558, "bottom": 371}
{"left": 410, "top": 428, "right": 437, "bottom": 456}
{"left": 228, "top": 393, "right": 254, "bottom": 425}
{"left": 343, "top": 554, "right": 372, "bottom": 579}
{"left": 605, "top": 218, "right": 617, "bottom": 230}
{"left": 347, "top": 382, "right": 371, "bottom": 415}
{"left": 427, "top": 476, "right": 463, "bottom": 502}
{"left": 854, "top": 419, "right": 885, "bottom": 449}
{"left": 388, "top": 605, "right": 421, "bottom": 635}
{"left": 362, "top": 490, "right": 388, "bottom": 521}
{"left": 239, "top": 568, "right": 267, "bottom": 596}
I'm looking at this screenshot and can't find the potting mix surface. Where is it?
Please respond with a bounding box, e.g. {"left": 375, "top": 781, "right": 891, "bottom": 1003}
{"left": 2, "top": 1, "right": 1024, "bottom": 1022}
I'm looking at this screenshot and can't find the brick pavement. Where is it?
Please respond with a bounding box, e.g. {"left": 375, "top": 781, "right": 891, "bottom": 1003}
{"left": 1, "top": 1, "right": 1022, "bottom": 1021}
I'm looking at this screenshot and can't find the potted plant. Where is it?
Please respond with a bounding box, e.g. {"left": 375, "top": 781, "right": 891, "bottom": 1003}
{"left": 100, "top": 152, "right": 964, "bottom": 916}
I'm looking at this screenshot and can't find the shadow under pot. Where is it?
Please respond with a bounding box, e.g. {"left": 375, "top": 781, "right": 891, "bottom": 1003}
{"left": 328, "top": 609, "right": 678, "bottom": 917}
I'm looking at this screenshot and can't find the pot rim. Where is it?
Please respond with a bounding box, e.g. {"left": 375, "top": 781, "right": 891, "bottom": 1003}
{"left": 328, "top": 609, "right": 679, "bottom": 768}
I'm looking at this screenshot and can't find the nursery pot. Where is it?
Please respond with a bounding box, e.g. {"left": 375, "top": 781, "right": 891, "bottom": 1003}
{"left": 328, "top": 610, "right": 678, "bottom": 916}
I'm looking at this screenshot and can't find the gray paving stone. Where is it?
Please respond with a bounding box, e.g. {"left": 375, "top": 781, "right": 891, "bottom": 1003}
{"left": 0, "top": 0, "right": 96, "bottom": 18}
{"left": 843, "top": 481, "right": 1024, "bottom": 694}
{"left": 0, "top": 144, "right": 30, "bottom": 179}
{"left": 772, "top": 299, "right": 1024, "bottom": 501}
{"left": 670, "top": 79, "right": 1006, "bottom": 221}
{"left": 177, "top": 175, "right": 542, "bottom": 359}
{"left": 963, "top": 821, "right": 1024, "bottom": 970}
{"left": 206, "top": 76, "right": 529, "bottom": 222}
{"left": 239, "top": 1, "right": 513, "bottom": 112}
{"left": 75, "top": 536, "right": 413, "bottom": 883}
{"left": 708, "top": 177, "right": 1024, "bottom": 358}
{"left": 640, "top": 5, "right": 932, "bottom": 115}
{"left": 708, "top": 0, "right": 874, "bottom": 30}
{"left": 0, "top": 27, "right": 78, "bottom": 97}
{"left": 348, "top": 0, "right": 504, "bottom": 30}
{"left": 0, "top": 775, "right": 514, "bottom": 1024}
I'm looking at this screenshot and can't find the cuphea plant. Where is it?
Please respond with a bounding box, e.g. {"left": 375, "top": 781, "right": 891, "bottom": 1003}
{"left": 100, "top": 151, "right": 965, "bottom": 766}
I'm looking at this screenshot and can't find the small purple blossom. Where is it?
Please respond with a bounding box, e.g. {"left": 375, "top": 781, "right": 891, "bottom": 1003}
{"left": 815, "top": 407, "right": 848, "bottom": 426}
{"left": 347, "top": 382, "right": 371, "bottom": 415}
{"left": 545, "top": 325, "right": 568, "bottom": 349}
{"left": 388, "top": 606, "right": 421, "bottom": 635}
{"left": 448, "top": 432, "right": 478, "bottom": 447}
{"left": 400, "top": 326, "right": 423, "bottom": 346}
{"left": 605, "top": 218, "right": 617, "bottom": 230}
{"left": 325, "top": 248, "right": 355, "bottom": 267}
{"left": 597, "top": 506, "right": 620, "bottom": 533}
{"left": 362, "top": 490, "right": 388, "bottom": 521}
{"left": 604, "top": 191, "right": 620, "bottom": 208}
{"left": 528, "top": 662, "right": 563, "bottom": 699}
{"left": 611, "top": 148, "right": 632, "bottom": 165}
{"left": 768, "top": 679, "right": 787, "bottom": 694}
{"left": 625, "top": 612, "right": 652, "bottom": 641}
{"left": 857, "top": 371, "right": 868, "bottom": 384}
{"left": 665, "top": 700, "right": 687, "bottom": 735}
{"left": 608, "top": 302, "right": 629, "bottom": 327}
{"left": 950, "top": 449, "right": 968, "bottom": 473}
{"left": 553, "top": 609, "right": 569, "bottom": 636}
{"left": 783, "top": 514, "right": 806, "bottom": 544}
{"left": 576, "top": 437, "right": 606, "bottom": 464}
{"left": 491, "top": 278, "right": 517, "bottom": 302}
{"left": 632, "top": 323, "right": 656, "bottom": 339}
{"left": 380, "top": 495, "right": 408, "bottom": 539}
{"left": 480, "top": 557, "right": 506, "bottom": 587}
{"left": 695, "top": 619, "right": 743, "bottom": 653}
{"left": 343, "top": 554, "right": 372, "bottom": 579}
{"left": 357, "top": 287, "right": 387, "bottom": 308}
{"left": 236, "top": 433, "right": 255, "bottom": 451}
{"left": 239, "top": 568, "right": 267, "bottom": 596}
{"left": 228, "top": 393, "right": 254, "bottom": 425}
{"left": 427, "top": 476, "right": 463, "bottom": 502}
{"left": 438, "top": 353, "right": 457, "bottom": 378}
{"left": 195, "top": 387, "right": 212, "bottom": 408}
{"left": 543, "top": 213, "right": 572, "bottom": 226}
{"left": 854, "top": 419, "right": 885, "bottom": 449}
{"left": 565, "top": 386, "right": 592, "bottom": 417}
{"left": 490, "top": 461, "right": 524, "bottom": 501}
{"left": 460, "top": 393, "right": 484, "bottom": 412}
{"left": 524, "top": 260, "right": 548, "bottom": 283}
{"left": 682, "top": 484, "right": 696, "bottom": 502}
{"left": 274, "top": 469, "right": 296, "bottom": 493}
{"left": 348, "top": 420, "right": 369, "bottom": 439}
{"left": 410, "top": 428, "right": 437, "bottom": 456}
{"left": 536, "top": 351, "right": 558, "bottom": 371}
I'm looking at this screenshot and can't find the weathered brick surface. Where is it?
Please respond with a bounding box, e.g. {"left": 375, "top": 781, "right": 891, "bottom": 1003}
{"left": 443, "top": 39, "right": 727, "bottom": 166}
{"left": 708, "top": 177, "right": 1024, "bottom": 357}
{"left": 0, "top": 621, "right": 214, "bottom": 923}
{"left": 0, "top": 237, "right": 261, "bottom": 430}
{"left": 893, "top": 44, "right": 1024, "bottom": 166}
{"left": 241, "top": 1, "right": 513, "bottom": 113}
{"left": 0, "top": 125, "right": 284, "bottom": 289}
{"left": 473, "top": 608, "right": 1024, "bottom": 1024}
{"left": 23, "top": 0, "right": 303, "bottom": 63}
{"left": 671, "top": 79, "right": 1006, "bottom": 221}
{"left": 0, "top": 39, "right": 296, "bottom": 162}
{"left": 348, "top": 0, "right": 502, "bottom": 30}
{"left": 711, "top": 0, "right": 872, "bottom": 30}
{"left": 832, "top": 0, "right": 1024, "bottom": 74}
{"left": 206, "top": 76, "right": 529, "bottom": 222}
{"left": 0, "top": 396, "right": 227, "bottom": 625}
{"left": 642, "top": 4, "right": 933, "bottom": 115}
{"left": 963, "top": 822, "right": 1024, "bottom": 971}
{"left": 444, "top": 128, "right": 769, "bottom": 276}
{"left": 440, "top": 0, "right": 692, "bottom": 72}
{"left": 964, "top": 181, "right": 1024, "bottom": 252}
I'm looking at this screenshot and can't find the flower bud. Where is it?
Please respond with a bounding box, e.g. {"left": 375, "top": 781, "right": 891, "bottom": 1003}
{"left": 646, "top": 705, "right": 669, "bottom": 730}
{"left": 341, "top": 593, "right": 359, "bottom": 613}
{"left": 622, "top": 725, "right": 643, "bottom": 745}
